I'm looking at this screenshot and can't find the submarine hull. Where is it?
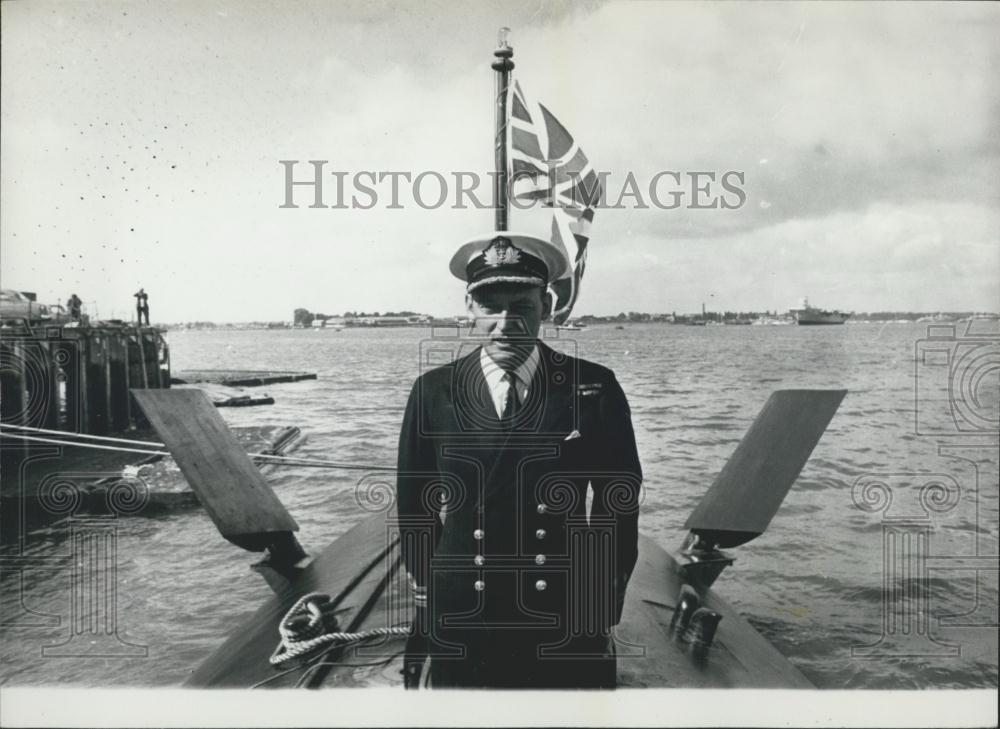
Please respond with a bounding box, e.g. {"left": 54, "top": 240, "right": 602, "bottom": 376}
{"left": 186, "top": 513, "right": 814, "bottom": 689}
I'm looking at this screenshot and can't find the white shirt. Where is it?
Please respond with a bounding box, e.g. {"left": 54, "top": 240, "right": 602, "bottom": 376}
{"left": 480, "top": 345, "right": 540, "bottom": 418}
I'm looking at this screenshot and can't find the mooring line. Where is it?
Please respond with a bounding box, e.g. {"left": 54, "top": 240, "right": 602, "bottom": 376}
{"left": 1, "top": 423, "right": 167, "bottom": 447}
{"left": 252, "top": 454, "right": 397, "bottom": 472}
{"left": 0, "top": 431, "right": 166, "bottom": 457}
{"left": 0, "top": 425, "right": 397, "bottom": 472}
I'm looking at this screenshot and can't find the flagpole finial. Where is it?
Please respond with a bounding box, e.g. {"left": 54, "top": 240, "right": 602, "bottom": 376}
{"left": 497, "top": 27, "right": 512, "bottom": 51}
{"left": 493, "top": 27, "right": 514, "bottom": 66}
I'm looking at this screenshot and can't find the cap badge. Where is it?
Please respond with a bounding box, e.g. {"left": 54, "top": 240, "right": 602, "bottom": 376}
{"left": 483, "top": 237, "right": 521, "bottom": 267}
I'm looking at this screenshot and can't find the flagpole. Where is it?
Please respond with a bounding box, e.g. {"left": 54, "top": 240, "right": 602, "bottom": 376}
{"left": 492, "top": 27, "right": 514, "bottom": 231}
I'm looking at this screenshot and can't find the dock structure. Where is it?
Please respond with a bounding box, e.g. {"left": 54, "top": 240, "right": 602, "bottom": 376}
{"left": 171, "top": 370, "right": 316, "bottom": 387}
{"left": 0, "top": 323, "right": 309, "bottom": 545}
{"left": 0, "top": 323, "right": 170, "bottom": 437}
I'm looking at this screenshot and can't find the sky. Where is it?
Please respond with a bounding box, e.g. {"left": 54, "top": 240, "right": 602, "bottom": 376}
{"left": 1, "top": 0, "right": 998, "bottom": 321}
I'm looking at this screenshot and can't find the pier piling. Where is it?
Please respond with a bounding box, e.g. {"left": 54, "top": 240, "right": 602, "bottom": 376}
{"left": 1, "top": 324, "right": 169, "bottom": 438}
{"left": 108, "top": 333, "right": 129, "bottom": 432}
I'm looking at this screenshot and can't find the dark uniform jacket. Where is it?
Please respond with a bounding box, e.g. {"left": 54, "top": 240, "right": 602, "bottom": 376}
{"left": 395, "top": 341, "right": 643, "bottom": 688}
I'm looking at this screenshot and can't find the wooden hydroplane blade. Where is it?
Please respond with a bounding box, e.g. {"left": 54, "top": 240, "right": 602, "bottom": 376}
{"left": 131, "top": 388, "right": 300, "bottom": 552}
{"left": 684, "top": 389, "right": 846, "bottom": 548}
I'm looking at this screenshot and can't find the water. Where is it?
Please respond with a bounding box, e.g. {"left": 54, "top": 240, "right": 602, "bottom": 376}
{"left": 1, "top": 322, "right": 997, "bottom": 688}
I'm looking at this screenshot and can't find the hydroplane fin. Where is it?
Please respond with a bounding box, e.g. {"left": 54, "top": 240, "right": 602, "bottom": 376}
{"left": 131, "top": 388, "right": 302, "bottom": 556}
{"left": 683, "top": 389, "right": 846, "bottom": 548}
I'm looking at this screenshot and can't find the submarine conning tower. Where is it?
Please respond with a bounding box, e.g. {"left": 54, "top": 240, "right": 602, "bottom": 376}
{"left": 0, "top": 321, "right": 170, "bottom": 437}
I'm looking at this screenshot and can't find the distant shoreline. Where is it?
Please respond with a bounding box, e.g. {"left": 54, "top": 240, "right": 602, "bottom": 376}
{"left": 161, "top": 312, "right": 999, "bottom": 331}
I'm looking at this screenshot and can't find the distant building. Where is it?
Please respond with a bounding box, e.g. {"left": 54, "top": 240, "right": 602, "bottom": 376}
{"left": 344, "top": 314, "right": 430, "bottom": 327}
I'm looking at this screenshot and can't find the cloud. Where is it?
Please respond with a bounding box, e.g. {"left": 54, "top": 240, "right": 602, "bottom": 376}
{"left": 513, "top": 4, "right": 997, "bottom": 213}
{"left": 581, "top": 200, "right": 999, "bottom": 314}
{"left": 1, "top": 1, "right": 997, "bottom": 319}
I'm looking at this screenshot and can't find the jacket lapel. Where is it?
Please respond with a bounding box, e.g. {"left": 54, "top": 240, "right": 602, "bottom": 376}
{"left": 478, "top": 342, "right": 577, "bottom": 500}
{"left": 451, "top": 345, "right": 501, "bottom": 428}
{"left": 443, "top": 342, "right": 577, "bottom": 502}
{"left": 532, "top": 341, "right": 576, "bottom": 437}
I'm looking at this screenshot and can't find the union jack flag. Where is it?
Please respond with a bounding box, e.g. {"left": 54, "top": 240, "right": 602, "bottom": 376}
{"left": 508, "top": 81, "right": 601, "bottom": 325}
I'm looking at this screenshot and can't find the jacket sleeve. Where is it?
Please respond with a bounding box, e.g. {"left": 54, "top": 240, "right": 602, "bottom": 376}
{"left": 395, "top": 378, "right": 441, "bottom": 589}
{"left": 589, "top": 373, "right": 643, "bottom": 625}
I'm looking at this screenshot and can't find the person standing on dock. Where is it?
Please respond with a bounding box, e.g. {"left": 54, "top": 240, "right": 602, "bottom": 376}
{"left": 395, "top": 233, "right": 643, "bottom": 689}
{"left": 134, "top": 288, "right": 149, "bottom": 325}
{"left": 67, "top": 293, "right": 82, "bottom": 322}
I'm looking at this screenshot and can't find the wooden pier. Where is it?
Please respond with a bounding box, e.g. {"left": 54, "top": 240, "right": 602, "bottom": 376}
{"left": 171, "top": 370, "right": 316, "bottom": 387}
{"left": 0, "top": 323, "right": 170, "bottom": 436}
{"left": 0, "top": 324, "right": 313, "bottom": 540}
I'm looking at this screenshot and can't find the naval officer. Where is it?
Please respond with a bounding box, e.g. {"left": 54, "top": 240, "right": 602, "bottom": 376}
{"left": 395, "top": 232, "right": 643, "bottom": 688}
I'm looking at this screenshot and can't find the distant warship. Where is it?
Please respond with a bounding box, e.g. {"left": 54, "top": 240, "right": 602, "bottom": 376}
{"left": 789, "top": 297, "right": 848, "bottom": 325}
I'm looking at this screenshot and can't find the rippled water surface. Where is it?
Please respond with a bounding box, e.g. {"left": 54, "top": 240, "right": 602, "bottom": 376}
{"left": 2, "top": 322, "right": 997, "bottom": 688}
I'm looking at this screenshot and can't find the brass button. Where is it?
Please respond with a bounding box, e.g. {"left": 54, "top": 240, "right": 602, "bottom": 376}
{"left": 474, "top": 555, "right": 485, "bottom": 566}
{"left": 535, "top": 579, "right": 547, "bottom": 591}
{"left": 536, "top": 504, "right": 547, "bottom": 515}
{"left": 535, "top": 554, "right": 546, "bottom": 565}
{"left": 473, "top": 529, "right": 485, "bottom": 540}
{"left": 535, "top": 529, "right": 546, "bottom": 540}
{"left": 474, "top": 580, "right": 485, "bottom": 592}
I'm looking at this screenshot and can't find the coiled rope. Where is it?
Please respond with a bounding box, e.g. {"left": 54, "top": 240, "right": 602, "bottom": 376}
{"left": 269, "top": 592, "right": 409, "bottom": 668}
